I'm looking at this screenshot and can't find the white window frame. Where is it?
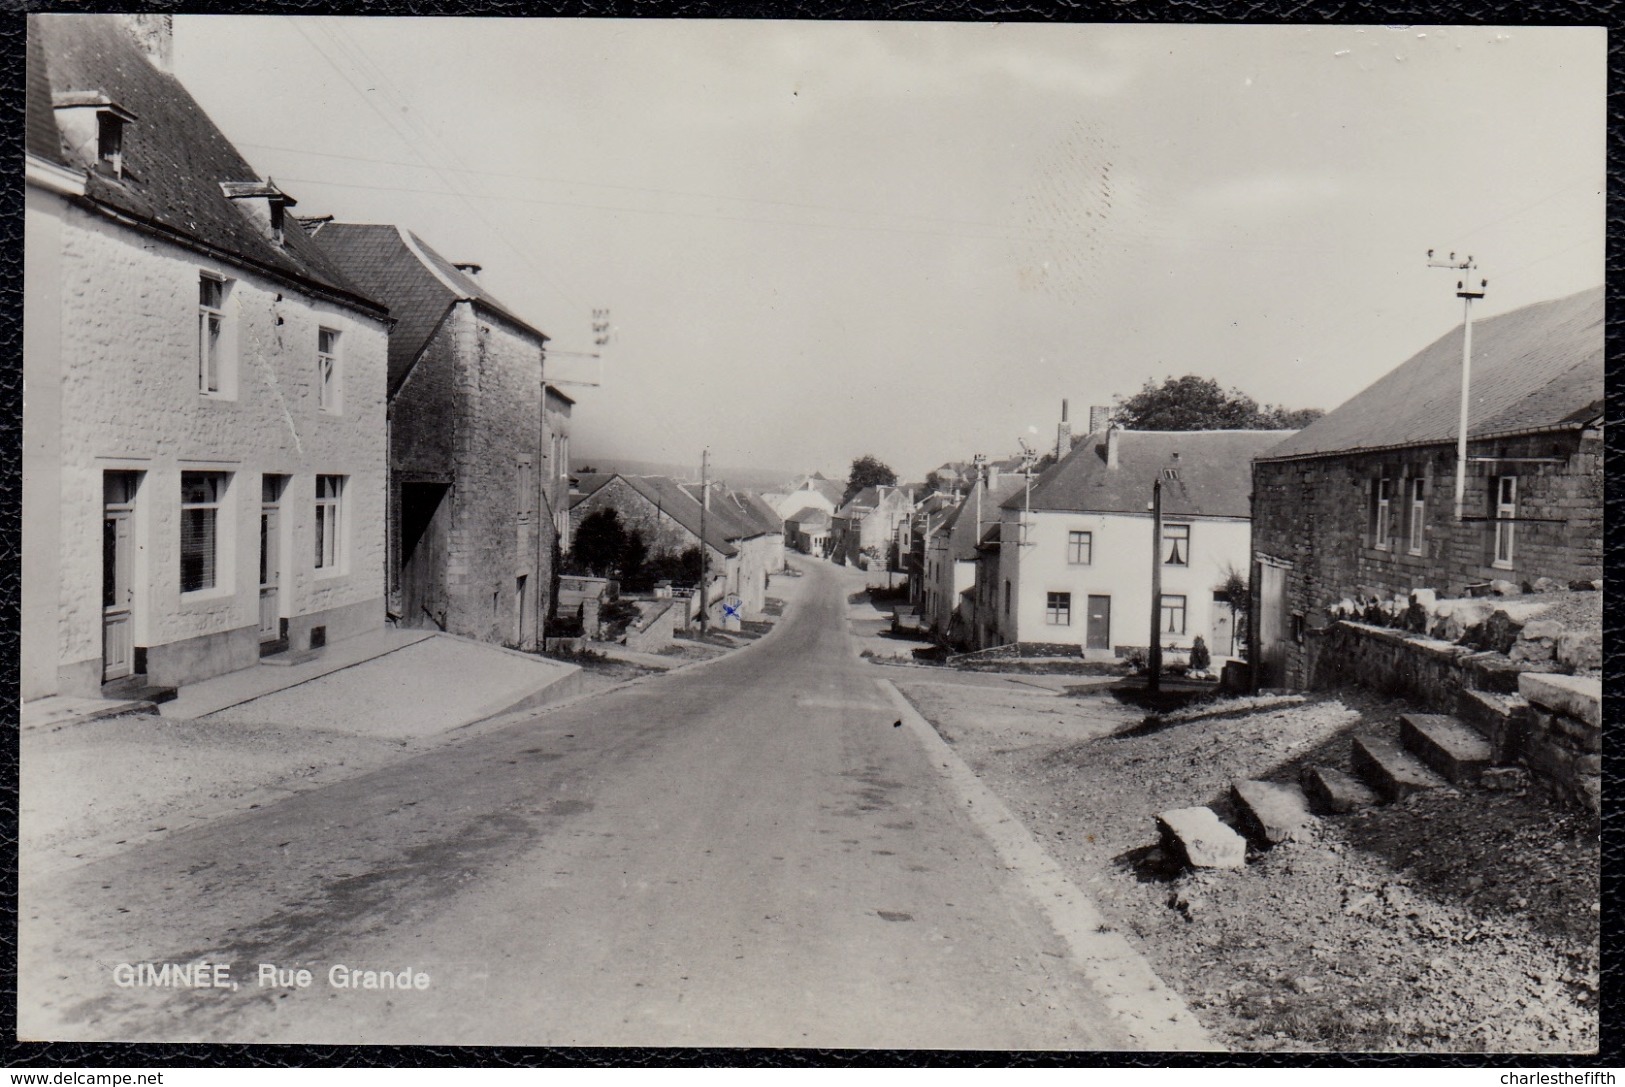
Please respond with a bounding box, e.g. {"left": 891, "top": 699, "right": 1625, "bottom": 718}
{"left": 180, "top": 471, "right": 229, "bottom": 595}
{"left": 1493, "top": 476, "right": 1517, "bottom": 569}
{"left": 1067, "top": 530, "right": 1093, "bottom": 565}
{"left": 198, "top": 272, "right": 233, "bottom": 398}
{"left": 1373, "top": 478, "right": 1392, "bottom": 551}
{"left": 1162, "top": 523, "right": 1190, "bottom": 566}
{"left": 1045, "top": 591, "right": 1072, "bottom": 626}
{"left": 1160, "top": 593, "right": 1187, "bottom": 636}
{"left": 317, "top": 327, "right": 341, "bottom": 413}
{"left": 1407, "top": 477, "right": 1426, "bottom": 556}
{"left": 315, "top": 474, "right": 346, "bottom": 575}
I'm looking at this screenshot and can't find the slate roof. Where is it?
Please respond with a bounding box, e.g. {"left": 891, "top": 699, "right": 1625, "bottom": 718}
{"left": 310, "top": 222, "right": 546, "bottom": 395}
{"left": 944, "top": 477, "right": 1024, "bottom": 560}
{"left": 736, "top": 492, "right": 786, "bottom": 536}
{"left": 575, "top": 474, "right": 738, "bottom": 556}
{"left": 787, "top": 506, "right": 831, "bottom": 529}
{"left": 27, "top": 14, "right": 383, "bottom": 316}
{"left": 1261, "top": 286, "right": 1604, "bottom": 462}
{"left": 1007, "top": 429, "right": 1286, "bottom": 519}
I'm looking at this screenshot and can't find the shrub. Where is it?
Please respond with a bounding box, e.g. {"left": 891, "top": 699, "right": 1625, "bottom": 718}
{"left": 1189, "top": 635, "right": 1211, "bottom": 672}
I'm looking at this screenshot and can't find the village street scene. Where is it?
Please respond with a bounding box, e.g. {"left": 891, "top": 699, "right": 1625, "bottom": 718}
{"left": 16, "top": 16, "right": 1604, "bottom": 1057}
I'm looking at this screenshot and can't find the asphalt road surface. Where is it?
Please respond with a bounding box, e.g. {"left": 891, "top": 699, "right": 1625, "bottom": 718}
{"left": 19, "top": 558, "right": 1175, "bottom": 1050}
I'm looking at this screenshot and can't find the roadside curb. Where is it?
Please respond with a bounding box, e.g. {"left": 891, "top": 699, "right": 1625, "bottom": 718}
{"left": 876, "top": 676, "right": 1220, "bottom": 1052}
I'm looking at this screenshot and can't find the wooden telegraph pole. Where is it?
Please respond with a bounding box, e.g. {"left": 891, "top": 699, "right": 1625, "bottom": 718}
{"left": 1426, "top": 250, "right": 1487, "bottom": 520}
{"left": 1148, "top": 476, "right": 1163, "bottom": 694}
{"left": 698, "top": 447, "right": 709, "bottom": 634}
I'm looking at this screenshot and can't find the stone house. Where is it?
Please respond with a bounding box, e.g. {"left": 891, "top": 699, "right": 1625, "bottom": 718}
{"left": 986, "top": 428, "right": 1281, "bottom": 658}
{"left": 544, "top": 385, "right": 574, "bottom": 552}
{"left": 764, "top": 474, "right": 843, "bottom": 521}
{"left": 309, "top": 222, "right": 554, "bottom": 650}
{"left": 923, "top": 470, "right": 1023, "bottom": 647}
{"left": 22, "top": 14, "right": 392, "bottom": 700}
{"left": 1250, "top": 286, "right": 1604, "bottom": 689}
{"left": 831, "top": 485, "right": 914, "bottom": 568}
{"left": 569, "top": 473, "right": 749, "bottom": 613}
{"left": 786, "top": 507, "right": 833, "bottom": 557}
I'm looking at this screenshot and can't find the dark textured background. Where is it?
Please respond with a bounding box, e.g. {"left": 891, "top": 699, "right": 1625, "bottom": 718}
{"left": 1, "top": 0, "right": 1618, "bottom": 1069}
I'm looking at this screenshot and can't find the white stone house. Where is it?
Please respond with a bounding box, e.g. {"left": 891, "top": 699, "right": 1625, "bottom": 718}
{"left": 23, "top": 15, "right": 391, "bottom": 700}
{"left": 989, "top": 428, "right": 1284, "bottom": 659}
{"left": 924, "top": 470, "right": 1022, "bottom": 646}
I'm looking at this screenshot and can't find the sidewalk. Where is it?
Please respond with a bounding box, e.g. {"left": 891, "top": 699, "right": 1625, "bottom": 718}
{"left": 20, "top": 629, "right": 584, "bottom": 878}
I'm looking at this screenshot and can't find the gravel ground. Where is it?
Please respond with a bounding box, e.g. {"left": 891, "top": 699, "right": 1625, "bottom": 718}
{"left": 893, "top": 679, "right": 1600, "bottom": 1053}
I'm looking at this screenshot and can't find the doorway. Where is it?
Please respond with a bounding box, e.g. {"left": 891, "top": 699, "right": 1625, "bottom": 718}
{"left": 399, "top": 482, "right": 451, "bottom": 630}
{"left": 1085, "top": 594, "right": 1111, "bottom": 651}
{"left": 1258, "top": 563, "right": 1289, "bottom": 686}
{"left": 259, "top": 475, "right": 288, "bottom": 653}
{"left": 102, "top": 471, "right": 140, "bottom": 682}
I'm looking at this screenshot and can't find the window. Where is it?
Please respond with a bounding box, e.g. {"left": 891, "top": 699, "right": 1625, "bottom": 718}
{"left": 1371, "top": 477, "right": 1393, "bottom": 550}
{"left": 1159, "top": 593, "right": 1187, "bottom": 635}
{"left": 198, "top": 273, "right": 231, "bottom": 395}
{"left": 1493, "top": 476, "right": 1517, "bottom": 568}
{"left": 1407, "top": 477, "right": 1426, "bottom": 556}
{"left": 180, "top": 472, "right": 226, "bottom": 593}
{"left": 96, "top": 110, "right": 124, "bottom": 176}
{"left": 317, "top": 328, "right": 341, "bottom": 412}
{"left": 315, "top": 475, "right": 345, "bottom": 572}
{"left": 517, "top": 457, "right": 535, "bottom": 522}
{"left": 1162, "top": 523, "right": 1190, "bottom": 566}
{"left": 1067, "top": 530, "right": 1093, "bottom": 565}
{"left": 1046, "top": 592, "right": 1072, "bottom": 626}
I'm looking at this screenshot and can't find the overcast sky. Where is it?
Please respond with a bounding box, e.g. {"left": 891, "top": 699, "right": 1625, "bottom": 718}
{"left": 174, "top": 19, "right": 1604, "bottom": 482}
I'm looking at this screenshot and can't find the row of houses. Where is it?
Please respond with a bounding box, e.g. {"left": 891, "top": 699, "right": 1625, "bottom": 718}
{"left": 903, "top": 284, "right": 1602, "bottom": 683}
{"left": 22, "top": 14, "right": 588, "bottom": 703}
{"left": 568, "top": 471, "right": 784, "bottom": 617}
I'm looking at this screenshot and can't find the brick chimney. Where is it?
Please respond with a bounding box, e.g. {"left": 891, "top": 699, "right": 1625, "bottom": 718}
{"left": 118, "top": 14, "right": 173, "bottom": 73}
{"left": 1106, "top": 426, "right": 1121, "bottom": 470}
{"left": 1055, "top": 399, "right": 1071, "bottom": 461}
{"left": 1089, "top": 404, "right": 1111, "bottom": 435}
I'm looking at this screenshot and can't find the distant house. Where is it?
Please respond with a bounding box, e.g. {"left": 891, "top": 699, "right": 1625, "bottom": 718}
{"left": 569, "top": 474, "right": 777, "bottom": 617}
{"left": 831, "top": 485, "right": 914, "bottom": 568}
{"left": 786, "top": 507, "right": 833, "bottom": 557}
{"left": 923, "top": 468, "right": 1023, "bottom": 646}
{"left": 310, "top": 221, "right": 554, "bottom": 650}
{"left": 23, "top": 14, "right": 392, "bottom": 700}
{"left": 986, "top": 428, "right": 1283, "bottom": 657}
{"left": 1250, "top": 286, "right": 1604, "bottom": 689}
{"left": 765, "top": 474, "right": 844, "bottom": 520}
{"left": 544, "top": 386, "right": 574, "bottom": 552}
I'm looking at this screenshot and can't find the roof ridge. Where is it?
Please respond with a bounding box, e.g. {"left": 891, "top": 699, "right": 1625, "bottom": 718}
{"left": 398, "top": 226, "right": 474, "bottom": 300}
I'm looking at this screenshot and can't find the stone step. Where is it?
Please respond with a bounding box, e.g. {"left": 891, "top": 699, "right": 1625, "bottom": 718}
{"left": 1455, "top": 688, "right": 1526, "bottom": 760}
{"left": 1399, "top": 713, "right": 1493, "bottom": 785}
{"left": 100, "top": 675, "right": 177, "bottom": 704}
{"left": 1350, "top": 734, "right": 1449, "bottom": 802}
{"left": 260, "top": 647, "right": 324, "bottom": 667}
{"left": 1230, "top": 779, "right": 1316, "bottom": 845}
{"left": 1155, "top": 806, "right": 1247, "bottom": 869}
{"left": 1301, "top": 765, "right": 1380, "bottom": 814}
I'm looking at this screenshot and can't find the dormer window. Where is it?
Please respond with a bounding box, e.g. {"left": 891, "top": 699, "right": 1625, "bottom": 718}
{"left": 221, "top": 179, "right": 297, "bottom": 246}
{"left": 52, "top": 92, "right": 137, "bottom": 179}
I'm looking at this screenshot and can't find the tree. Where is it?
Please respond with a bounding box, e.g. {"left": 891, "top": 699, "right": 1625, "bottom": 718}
{"left": 844, "top": 455, "right": 897, "bottom": 504}
{"left": 1112, "top": 375, "right": 1319, "bottom": 432}
{"left": 571, "top": 508, "right": 628, "bottom": 578}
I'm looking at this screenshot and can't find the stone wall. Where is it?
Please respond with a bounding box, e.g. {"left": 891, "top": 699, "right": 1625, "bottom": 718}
{"left": 1308, "top": 621, "right": 1518, "bottom": 713}
{"left": 1252, "top": 428, "right": 1602, "bottom": 689}
{"left": 1517, "top": 673, "right": 1601, "bottom": 816}
{"left": 48, "top": 203, "right": 389, "bottom": 693}
{"left": 623, "top": 600, "right": 676, "bottom": 652}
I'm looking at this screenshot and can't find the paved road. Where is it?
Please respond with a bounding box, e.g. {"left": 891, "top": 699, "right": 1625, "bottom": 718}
{"left": 20, "top": 559, "right": 1146, "bottom": 1049}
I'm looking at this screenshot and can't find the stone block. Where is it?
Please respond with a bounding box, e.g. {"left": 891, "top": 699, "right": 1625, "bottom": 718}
{"left": 1518, "top": 673, "right": 1601, "bottom": 729}
{"left": 1509, "top": 638, "right": 1556, "bottom": 664}
{"left": 1490, "top": 579, "right": 1520, "bottom": 597}
{"left": 1351, "top": 734, "right": 1449, "bottom": 802}
{"left": 1519, "top": 619, "right": 1564, "bottom": 640}
{"left": 1532, "top": 577, "right": 1566, "bottom": 593}
{"left": 1399, "top": 713, "right": 1493, "bottom": 785}
{"left": 1231, "top": 779, "right": 1316, "bottom": 844}
{"left": 1155, "top": 806, "right": 1247, "bottom": 869}
{"left": 1410, "top": 588, "right": 1438, "bottom": 609}
{"left": 1555, "top": 629, "right": 1602, "bottom": 672}
{"left": 1455, "top": 689, "right": 1527, "bottom": 760}
{"left": 1481, "top": 766, "right": 1529, "bottom": 792}
{"left": 1301, "top": 765, "right": 1379, "bottom": 813}
{"left": 1466, "top": 653, "right": 1524, "bottom": 694}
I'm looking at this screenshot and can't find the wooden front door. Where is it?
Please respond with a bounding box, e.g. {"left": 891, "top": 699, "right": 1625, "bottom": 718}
{"left": 259, "top": 478, "right": 284, "bottom": 643}
{"left": 102, "top": 472, "right": 138, "bottom": 681}
{"left": 1211, "top": 592, "right": 1236, "bottom": 657}
{"left": 1086, "top": 594, "right": 1111, "bottom": 650}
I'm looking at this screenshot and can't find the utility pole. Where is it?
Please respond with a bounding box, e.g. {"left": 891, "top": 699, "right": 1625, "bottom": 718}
{"left": 698, "top": 447, "right": 709, "bottom": 634}
{"left": 1426, "top": 250, "right": 1488, "bottom": 520}
{"left": 1148, "top": 477, "right": 1163, "bottom": 694}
